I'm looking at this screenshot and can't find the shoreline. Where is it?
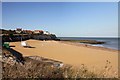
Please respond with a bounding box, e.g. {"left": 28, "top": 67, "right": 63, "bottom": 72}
{"left": 59, "top": 41, "right": 118, "bottom": 52}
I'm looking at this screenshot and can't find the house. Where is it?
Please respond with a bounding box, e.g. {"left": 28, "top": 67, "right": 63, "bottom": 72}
{"left": 43, "top": 31, "right": 51, "bottom": 35}
{"left": 23, "top": 30, "right": 33, "bottom": 34}
{"left": 34, "top": 30, "right": 43, "bottom": 34}
{"left": 16, "top": 28, "right": 22, "bottom": 34}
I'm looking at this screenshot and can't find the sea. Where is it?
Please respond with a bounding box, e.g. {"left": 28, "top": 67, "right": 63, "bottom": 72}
{"left": 58, "top": 37, "right": 119, "bottom": 50}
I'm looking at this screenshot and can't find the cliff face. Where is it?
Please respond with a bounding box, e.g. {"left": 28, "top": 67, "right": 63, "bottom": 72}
{"left": 2, "top": 34, "right": 59, "bottom": 42}
{"left": 2, "top": 29, "right": 60, "bottom": 42}
{"left": 32, "top": 34, "right": 57, "bottom": 40}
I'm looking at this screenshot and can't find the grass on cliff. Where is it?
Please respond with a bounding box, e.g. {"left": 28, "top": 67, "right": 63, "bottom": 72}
{"left": 2, "top": 57, "right": 118, "bottom": 78}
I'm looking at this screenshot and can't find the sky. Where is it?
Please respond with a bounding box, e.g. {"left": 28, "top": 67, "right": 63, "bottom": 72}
{"left": 2, "top": 2, "right": 118, "bottom": 37}
{"left": 2, "top": 0, "right": 119, "bottom": 2}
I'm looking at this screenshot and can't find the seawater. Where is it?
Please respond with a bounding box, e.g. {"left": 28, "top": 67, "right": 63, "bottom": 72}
{"left": 58, "top": 37, "right": 119, "bottom": 50}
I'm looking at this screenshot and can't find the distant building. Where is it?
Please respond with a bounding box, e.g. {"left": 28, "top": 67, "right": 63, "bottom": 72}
{"left": 23, "top": 30, "right": 33, "bottom": 34}
{"left": 16, "top": 28, "right": 22, "bottom": 33}
{"left": 43, "top": 31, "right": 51, "bottom": 35}
{"left": 34, "top": 30, "right": 43, "bottom": 34}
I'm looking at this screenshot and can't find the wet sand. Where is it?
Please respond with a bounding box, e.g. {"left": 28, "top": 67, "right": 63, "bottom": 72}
{"left": 10, "top": 39, "right": 118, "bottom": 72}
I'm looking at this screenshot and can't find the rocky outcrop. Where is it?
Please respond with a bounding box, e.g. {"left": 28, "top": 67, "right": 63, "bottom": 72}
{"left": 2, "top": 34, "right": 59, "bottom": 42}
{"left": 32, "top": 34, "right": 58, "bottom": 40}
{"left": 61, "top": 40, "right": 105, "bottom": 44}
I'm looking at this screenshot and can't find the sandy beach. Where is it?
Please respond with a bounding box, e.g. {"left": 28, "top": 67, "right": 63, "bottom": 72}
{"left": 10, "top": 39, "right": 118, "bottom": 73}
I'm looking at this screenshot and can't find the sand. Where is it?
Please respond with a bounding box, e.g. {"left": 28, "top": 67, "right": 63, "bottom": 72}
{"left": 10, "top": 39, "right": 118, "bottom": 72}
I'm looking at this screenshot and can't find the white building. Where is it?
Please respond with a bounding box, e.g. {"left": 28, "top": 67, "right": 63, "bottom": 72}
{"left": 16, "top": 28, "right": 22, "bottom": 33}
{"left": 43, "top": 31, "right": 51, "bottom": 35}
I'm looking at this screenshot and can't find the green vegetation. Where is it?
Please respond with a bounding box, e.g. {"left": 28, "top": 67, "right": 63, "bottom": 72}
{"left": 2, "top": 60, "right": 118, "bottom": 79}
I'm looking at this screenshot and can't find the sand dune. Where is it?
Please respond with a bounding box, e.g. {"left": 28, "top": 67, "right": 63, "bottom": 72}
{"left": 10, "top": 39, "right": 118, "bottom": 72}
